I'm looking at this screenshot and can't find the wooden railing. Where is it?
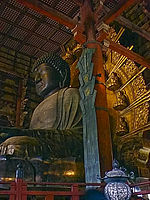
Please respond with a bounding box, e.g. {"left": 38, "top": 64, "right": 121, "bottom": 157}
{"left": 0, "top": 178, "right": 149, "bottom": 200}
{"left": 0, "top": 179, "right": 101, "bottom": 200}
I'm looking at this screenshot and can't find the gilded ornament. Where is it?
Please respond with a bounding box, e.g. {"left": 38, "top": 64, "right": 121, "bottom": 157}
{"left": 123, "top": 60, "right": 138, "bottom": 79}
{"left": 106, "top": 27, "right": 117, "bottom": 41}
{"left": 132, "top": 74, "right": 147, "bottom": 99}
{"left": 62, "top": 48, "right": 75, "bottom": 65}
{"left": 85, "top": 87, "right": 90, "bottom": 96}
{"left": 113, "top": 91, "right": 129, "bottom": 111}
{"left": 134, "top": 102, "right": 149, "bottom": 129}
{"left": 104, "top": 28, "right": 149, "bottom": 177}
{"left": 72, "top": 44, "right": 82, "bottom": 59}
{"left": 84, "top": 74, "right": 89, "bottom": 83}
{"left": 116, "top": 117, "right": 129, "bottom": 136}
{"left": 106, "top": 72, "right": 121, "bottom": 91}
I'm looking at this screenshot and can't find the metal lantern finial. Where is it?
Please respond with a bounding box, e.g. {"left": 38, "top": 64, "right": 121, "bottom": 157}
{"left": 104, "top": 159, "right": 132, "bottom": 200}
{"left": 112, "top": 159, "right": 119, "bottom": 169}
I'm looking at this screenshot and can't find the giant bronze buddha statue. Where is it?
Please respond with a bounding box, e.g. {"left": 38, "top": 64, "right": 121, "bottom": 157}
{"left": 0, "top": 53, "right": 83, "bottom": 161}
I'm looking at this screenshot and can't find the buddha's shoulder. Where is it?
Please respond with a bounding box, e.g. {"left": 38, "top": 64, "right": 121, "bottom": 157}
{"left": 62, "top": 87, "right": 80, "bottom": 98}
{"left": 63, "top": 87, "right": 79, "bottom": 94}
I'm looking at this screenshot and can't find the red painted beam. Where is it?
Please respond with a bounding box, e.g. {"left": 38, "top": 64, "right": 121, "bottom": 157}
{"left": 96, "top": 30, "right": 108, "bottom": 43}
{"left": 109, "top": 40, "right": 150, "bottom": 69}
{"left": 103, "top": 0, "right": 139, "bottom": 24}
{"left": 75, "top": 0, "right": 139, "bottom": 44}
{"left": 16, "top": 0, "right": 77, "bottom": 29}
{"left": 72, "top": 25, "right": 86, "bottom": 44}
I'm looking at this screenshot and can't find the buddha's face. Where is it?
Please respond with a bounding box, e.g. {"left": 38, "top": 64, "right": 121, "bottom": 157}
{"left": 34, "top": 63, "right": 60, "bottom": 97}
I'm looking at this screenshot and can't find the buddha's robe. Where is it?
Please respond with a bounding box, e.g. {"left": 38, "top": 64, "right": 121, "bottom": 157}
{"left": 30, "top": 87, "right": 82, "bottom": 131}
{"left": 0, "top": 87, "right": 83, "bottom": 159}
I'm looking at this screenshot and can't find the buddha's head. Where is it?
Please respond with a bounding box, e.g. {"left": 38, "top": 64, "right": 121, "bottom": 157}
{"left": 33, "top": 53, "right": 70, "bottom": 97}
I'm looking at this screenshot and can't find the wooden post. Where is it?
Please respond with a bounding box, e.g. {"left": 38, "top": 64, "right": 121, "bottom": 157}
{"left": 71, "top": 184, "right": 79, "bottom": 200}
{"left": 80, "top": 0, "right": 113, "bottom": 176}
{"left": 9, "top": 182, "right": 16, "bottom": 200}
{"left": 88, "top": 42, "right": 113, "bottom": 176}
{"left": 45, "top": 195, "right": 54, "bottom": 200}
{"left": 15, "top": 178, "right": 27, "bottom": 200}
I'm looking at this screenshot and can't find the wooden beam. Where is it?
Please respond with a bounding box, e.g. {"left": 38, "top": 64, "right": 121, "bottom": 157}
{"left": 97, "top": 31, "right": 108, "bottom": 42}
{"left": 95, "top": 0, "right": 141, "bottom": 45}
{"left": 116, "top": 16, "right": 150, "bottom": 41}
{"left": 108, "top": 40, "right": 150, "bottom": 69}
{"left": 0, "top": 17, "right": 69, "bottom": 44}
{"left": 101, "top": 0, "right": 139, "bottom": 25}
{"left": 16, "top": 0, "right": 77, "bottom": 29}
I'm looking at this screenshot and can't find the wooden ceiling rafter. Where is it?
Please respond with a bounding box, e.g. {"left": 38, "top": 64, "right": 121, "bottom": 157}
{"left": 50, "top": 0, "right": 61, "bottom": 9}
{"left": 16, "top": 0, "right": 77, "bottom": 29}
{"left": 16, "top": 0, "right": 149, "bottom": 71}
{"left": 116, "top": 15, "right": 150, "bottom": 42}
{"left": 72, "top": 0, "right": 83, "bottom": 7}
{"left": 15, "top": 16, "right": 46, "bottom": 52}
{"left": 100, "top": 0, "right": 140, "bottom": 25}
{"left": 0, "top": 0, "right": 149, "bottom": 67}
{"left": 6, "top": 2, "right": 42, "bottom": 22}
{"left": 6, "top": 2, "right": 72, "bottom": 35}
{"left": 0, "top": 0, "right": 8, "bottom": 13}
{"left": 0, "top": 32, "right": 47, "bottom": 54}
{"left": 32, "top": 29, "right": 60, "bottom": 56}
{"left": 2, "top": 43, "right": 34, "bottom": 59}
{"left": 67, "top": 4, "right": 79, "bottom": 18}
{"left": 108, "top": 40, "right": 150, "bottom": 69}
{"left": 0, "top": 17, "right": 61, "bottom": 46}
{"left": 0, "top": 6, "right": 29, "bottom": 48}
{"left": 5, "top": 0, "right": 73, "bottom": 57}
{"left": 73, "top": 0, "right": 139, "bottom": 44}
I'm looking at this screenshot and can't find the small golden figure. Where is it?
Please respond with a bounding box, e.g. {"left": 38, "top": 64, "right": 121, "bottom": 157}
{"left": 62, "top": 48, "right": 75, "bottom": 65}
{"left": 106, "top": 72, "right": 121, "bottom": 91}
{"left": 116, "top": 117, "right": 129, "bottom": 136}
{"left": 113, "top": 91, "right": 129, "bottom": 111}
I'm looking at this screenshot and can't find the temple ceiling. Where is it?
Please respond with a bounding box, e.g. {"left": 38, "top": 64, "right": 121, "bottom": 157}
{"left": 0, "top": 0, "right": 150, "bottom": 59}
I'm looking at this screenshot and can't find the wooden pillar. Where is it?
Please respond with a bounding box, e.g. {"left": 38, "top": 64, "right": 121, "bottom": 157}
{"left": 88, "top": 42, "right": 113, "bottom": 176}
{"left": 79, "top": 0, "right": 113, "bottom": 176}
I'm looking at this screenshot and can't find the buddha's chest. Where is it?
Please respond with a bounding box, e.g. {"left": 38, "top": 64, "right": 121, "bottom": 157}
{"left": 30, "top": 94, "right": 58, "bottom": 129}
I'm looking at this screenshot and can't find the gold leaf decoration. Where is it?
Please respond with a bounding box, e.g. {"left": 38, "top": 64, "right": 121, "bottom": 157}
{"left": 134, "top": 102, "right": 149, "bottom": 129}
{"left": 132, "top": 74, "right": 147, "bottom": 99}
{"left": 123, "top": 59, "right": 138, "bottom": 79}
